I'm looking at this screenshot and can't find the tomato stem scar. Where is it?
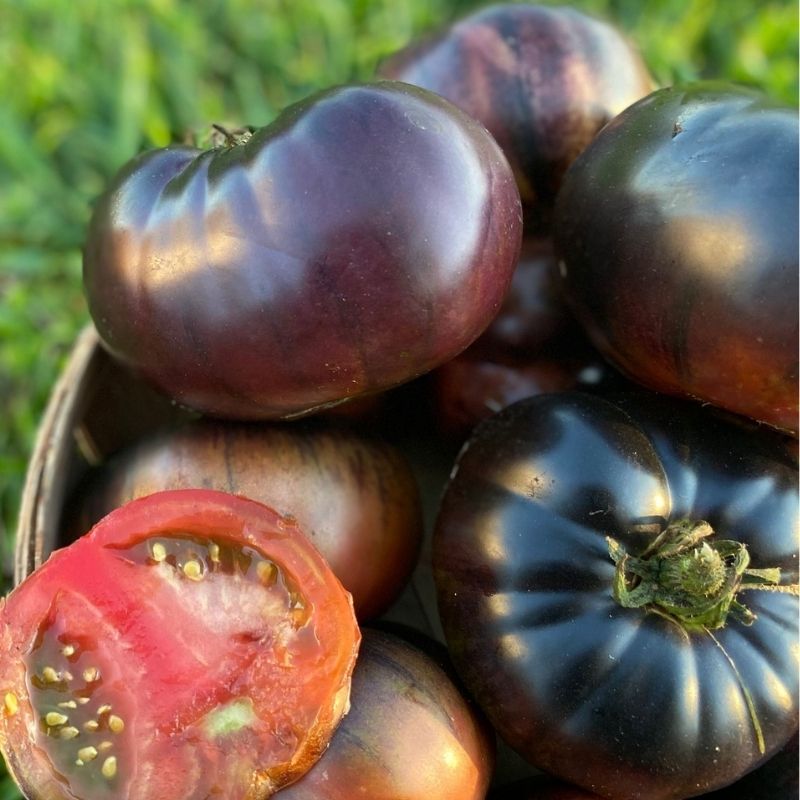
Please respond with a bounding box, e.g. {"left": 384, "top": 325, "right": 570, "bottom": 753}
{"left": 607, "top": 519, "right": 799, "bottom": 631}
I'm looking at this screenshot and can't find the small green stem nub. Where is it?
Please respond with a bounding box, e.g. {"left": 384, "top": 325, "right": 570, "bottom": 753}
{"left": 607, "top": 519, "right": 798, "bottom": 632}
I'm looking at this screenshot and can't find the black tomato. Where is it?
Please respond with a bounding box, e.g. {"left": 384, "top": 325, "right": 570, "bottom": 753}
{"left": 554, "top": 83, "right": 799, "bottom": 434}
{"left": 434, "top": 391, "right": 799, "bottom": 800}
{"left": 83, "top": 82, "right": 522, "bottom": 420}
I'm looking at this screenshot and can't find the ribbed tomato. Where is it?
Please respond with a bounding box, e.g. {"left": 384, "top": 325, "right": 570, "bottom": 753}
{"left": 434, "top": 392, "right": 799, "bottom": 799}
{"left": 83, "top": 82, "right": 522, "bottom": 420}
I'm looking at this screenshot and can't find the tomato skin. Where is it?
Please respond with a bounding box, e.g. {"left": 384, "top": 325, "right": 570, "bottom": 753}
{"left": 699, "top": 731, "right": 798, "bottom": 799}
{"left": 275, "top": 629, "right": 495, "bottom": 800}
{"left": 379, "top": 4, "right": 652, "bottom": 229}
{"left": 474, "top": 238, "right": 579, "bottom": 358}
{"left": 432, "top": 353, "right": 587, "bottom": 439}
{"left": 83, "top": 82, "right": 522, "bottom": 420}
{"left": 1, "top": 489, "right": 360, "bottom": 800}
{"left": 554, "top": 83, "right": 799, "bottom": 434}
{"left": 433, "top": 392, "right": 799, "bottom": 800}
{"left": 429, "top": 237, "right": 614, "bottom": 440}
{"left": 64, "top": 419, "right": 423, "bottom": 621}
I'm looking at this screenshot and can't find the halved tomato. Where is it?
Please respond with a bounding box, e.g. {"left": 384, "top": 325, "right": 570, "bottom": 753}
{"left": 0, "top": 489, "right": 360, "bottom": 800}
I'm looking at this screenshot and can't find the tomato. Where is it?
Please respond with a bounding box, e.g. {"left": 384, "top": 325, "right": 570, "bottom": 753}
{"left": 1, "top": 490, "right": 360, "bottom": 800}
{"left": 554, "top": 83, "right": 799, "bottom": 434}
{"left": 83, "top": 82, "right": 522, "bottom": 420}
{"left": 379, "top": 4, "right": 652, "bottom": 230}
{"left": 473, "top": 238, "right": 581, "bottom": 359}
{"left": 64, "top": 418, "right": 423, "bottom": 621}
{"left": 275, "top": 628, "right": 495, "bottom": 800}
{"left": 700, "top": 732, "right": 798, "bottom": 799}
{"left": 432, "top": 354, "right": 591, "bottom": 440}
{"left": 433, "top": 392, "right": 799, "bottom": 799}
{"left": 429, "top": 237, "right": 614, "bottom": 439}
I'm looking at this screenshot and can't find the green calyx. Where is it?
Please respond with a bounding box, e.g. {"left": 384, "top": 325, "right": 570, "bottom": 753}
{"left": 193, "top": 123, "right": 255, "bottom": 151}
{"left": 607, "top": 519, "right": 797, "bottom": 632}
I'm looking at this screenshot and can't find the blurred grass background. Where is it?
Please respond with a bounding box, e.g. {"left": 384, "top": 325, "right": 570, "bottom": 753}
{"left": 0, "top": 0, "right": 796, "bottom": 792}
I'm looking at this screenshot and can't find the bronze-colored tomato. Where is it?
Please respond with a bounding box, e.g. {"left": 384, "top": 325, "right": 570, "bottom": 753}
{"left": 66, "top": 419, "right": 423, "bottom": 621}
{"left": 474, "top": 238, "right": 579, "bottom": 358}
{"left": 275, "top": 629, "right": 495, "bottom": 800}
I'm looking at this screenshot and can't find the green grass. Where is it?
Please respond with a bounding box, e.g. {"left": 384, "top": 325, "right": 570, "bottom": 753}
{"left": 0, "top": 0, "right": 797, "bottom": 794}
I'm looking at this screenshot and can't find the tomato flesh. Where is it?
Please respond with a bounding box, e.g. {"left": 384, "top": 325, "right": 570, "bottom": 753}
{"left": 1, "top": 490, "right": 360, "bottom": 800}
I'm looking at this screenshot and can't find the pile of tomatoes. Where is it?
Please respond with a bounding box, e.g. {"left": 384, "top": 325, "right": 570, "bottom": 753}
{"left": 2, "top": 4, "right": 797, "bottom": 799}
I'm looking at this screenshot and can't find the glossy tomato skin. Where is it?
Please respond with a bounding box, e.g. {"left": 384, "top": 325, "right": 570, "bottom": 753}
{"left": 1, "top": 489, "right": 360, "bottom": 800}
{"left": 432, "top": 353, "right": 590, "bottom": 440}
{"left": 430, "top": 237, "right": 616, "bottom": 440}
{"left": 275, "top": 629, "right": 495, "bottom": 800}
{"left": 555, "top": 83, "right": 799, "bottom": 434}
{"left": 433, "top": 392, "right": 799, "bottom": 800}
{"left": 65, "top": 419, "right": 423, "bottom": 621}
{"left": 379, "top": 4, "right": 652, "bottom": 229}
{"left": 83, "top": 82, "right": 522, "bottom": 420}
{"left": 475, "top": 238, "right": 579, "bottom": 358}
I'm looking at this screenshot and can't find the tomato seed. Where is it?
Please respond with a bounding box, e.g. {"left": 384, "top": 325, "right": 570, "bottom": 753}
{"left": 182, "top": 559, "right": 203, "bottom": 580}
{"left": 42, "top": 667, "right": 60, "bottom": 683}
{"left": 77, "top": 746, "right": 98, "bottom": 762}
{"left": 4, "top": 693, "right": 19, "bottom": 716}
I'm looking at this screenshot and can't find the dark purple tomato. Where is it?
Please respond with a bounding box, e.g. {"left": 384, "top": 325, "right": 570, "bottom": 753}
{"left": 430, "top": 236, "right": 610, "bottom": 439}
{"left": 554, "top": 83, "right": 799, "bottom": 435}
{"left": 476, "top": 238, "right": 577, "bottom": 357}
{"left": 64, "top": 419, "right": 423, "bottom": 621}
{"left": 83, "top": 82, "right": 522, "bottom": 420}
{"left": 379, "top": 4, "right": 653, "bottom": 229}
{"left": 432, "top": 353, "right": 588, "bottom": 440}
{"left": 274, "top": 628, "right": 495, "bottom": 800}
{"left": 434, "top": 391, "right": 799, "bottom": 800}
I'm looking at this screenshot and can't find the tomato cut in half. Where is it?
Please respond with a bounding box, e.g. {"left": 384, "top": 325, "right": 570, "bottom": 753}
{"left": 0, "top": 489, "right": 361, "bottom": 800}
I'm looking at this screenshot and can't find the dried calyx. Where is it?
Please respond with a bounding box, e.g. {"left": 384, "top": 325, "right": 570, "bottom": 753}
{"left": 607, "top": 519, "right": 798, "bottom": 632}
